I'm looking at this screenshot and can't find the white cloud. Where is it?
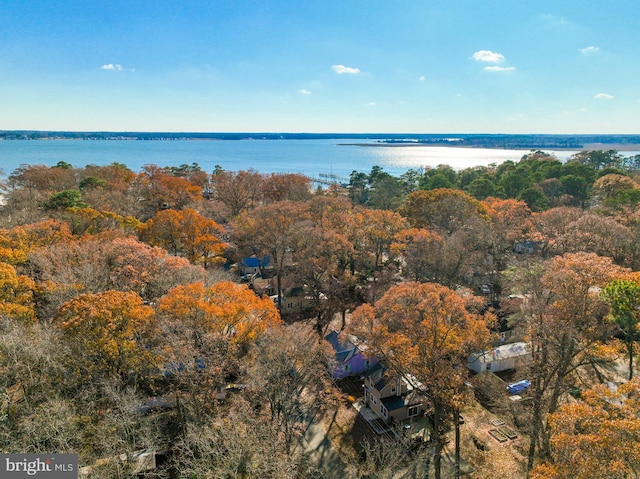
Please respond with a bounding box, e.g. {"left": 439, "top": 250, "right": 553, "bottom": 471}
{"left": 100, "top": 63, "right": 123, "bottom": 71}
{"left": 471, "top": 50, "right": 505, "bottom": 63}
{"left": 418, "top": 75, "right": 425, "bottom": 81}
{"left": 298, "top": 89, "right": 311, "bottom": 95}
{"left": 594, "top": 93, "right": 614, "bottom": 100}
{"left": 331, "top": 64, "right": 360, "bottom": 75}
{"left": 484, "top": 66, "right": 515, "bottom": 72}
{"left": 579, "top": 45, "right": 600, "bottom": 55}
{"left": 539, "top": 14, "right": 576, "bottom": 29}
{"left": 100, "top": 63, "right": 135, "bottom": 72}
{"left": 367, "top": 102, "right": 376, "bottom": 106}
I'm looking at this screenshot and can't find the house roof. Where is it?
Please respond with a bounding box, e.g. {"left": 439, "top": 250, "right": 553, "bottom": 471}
{"left": 469, "top": 341, "right": 531, "bottom": 364}
{"left": 373, "top": 375, "right": 390, "bottom": 392}
{"left": 367, "top": 362, "right": 384, "bottom": 375}
{"left": 381, "top": 390, "right": 422, "bottom": 411}
{"left": 381, "top": 395, "right": 406, "bottom": 411}
{"left": 325, "top": 330, "right": 359, "bottom": 364}
{"left": 240, "top": 255, "right": 271, "bottom": 268}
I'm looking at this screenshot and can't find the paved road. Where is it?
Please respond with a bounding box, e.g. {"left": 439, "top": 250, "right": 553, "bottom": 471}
{"left": 300, "top": 408, "right": 346, "bottom": 476}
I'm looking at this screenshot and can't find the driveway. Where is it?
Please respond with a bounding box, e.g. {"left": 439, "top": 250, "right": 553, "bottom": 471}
{"left": 301, "top": 407, "right": 346, "bottom": 476}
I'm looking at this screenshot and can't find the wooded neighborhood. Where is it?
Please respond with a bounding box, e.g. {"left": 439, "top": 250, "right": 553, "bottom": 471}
{"left": 2, "top": 149, "right": 640, "bottom": 478}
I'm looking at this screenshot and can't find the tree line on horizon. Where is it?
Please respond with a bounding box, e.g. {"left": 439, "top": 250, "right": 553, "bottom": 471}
{"left": 1, "top": 149, "right": 640, "bottom": 477}
{"left": 3, "top": 130, "right": 640, "bottom": 148}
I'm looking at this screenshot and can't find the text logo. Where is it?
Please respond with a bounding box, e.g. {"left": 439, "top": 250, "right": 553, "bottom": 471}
{"left": 1, "top": 454, "right": 77, "bottom": 478}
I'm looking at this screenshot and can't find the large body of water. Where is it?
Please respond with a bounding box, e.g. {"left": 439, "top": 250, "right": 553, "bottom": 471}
{"left": 0, "top": 139, "right": 605, "bottom": 181}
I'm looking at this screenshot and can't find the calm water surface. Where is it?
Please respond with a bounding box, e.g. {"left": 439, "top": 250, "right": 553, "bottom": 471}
{"left": 0, "top": 139, "right": 586, "bottom": 180}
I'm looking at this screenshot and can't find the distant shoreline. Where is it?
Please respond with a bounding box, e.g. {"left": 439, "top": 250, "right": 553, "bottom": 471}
{"left": 342, "top": 142, "right": 640, "bottom": 152}
{"left": 2, "top": 131, "right": 640, "bottom": 153}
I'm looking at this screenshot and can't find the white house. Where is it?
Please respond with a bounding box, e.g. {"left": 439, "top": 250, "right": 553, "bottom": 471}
{"left": 468, "top": 342, "right": 532, "bottom": 374}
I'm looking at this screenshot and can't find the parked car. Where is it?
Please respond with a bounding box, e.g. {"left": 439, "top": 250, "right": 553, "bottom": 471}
{"left": 507, "top": 380, "right": 531, "bottom": 395}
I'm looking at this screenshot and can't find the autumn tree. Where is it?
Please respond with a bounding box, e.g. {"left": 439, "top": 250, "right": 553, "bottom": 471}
{"left": 400, "top": 188, "right": 487, "bottom": 235}
{"left": 350, "top": 282, "right": 492, "bottom": 479}
{"left": 0, "top": 316, "right": 70, "bottom": 452}
{"left": 305, "top": 195, "right": 364, "bottom": 328}
{"left": 561, "top": 212, "right": 634, "bottom": 266}
{"left": 0, "top": 262, "right": 37, "bottom": 321}
{"left": 359, "top": 208, "right": 408, "bottom": 271}
{"left": 80, "top": 162, "right": 136, "bottom": 189}
{"left": 231, "top": 200, "right": 311, "bottom": 309}
{"left": 398, "top": 189, "right": 490, "bottom": 290}
{"left": 601, "top": 278, "right": 640, "bottom": 380}
{"left": 165, "top": 162, "right": 210, "bottom": 187}
{"left": 592, "top": 173, "right": 638, "bottom": 202}
{"left": 53, "top": 290, "right": 157, "bottom": 385}
{"left": 138, "top": 208, "right": 227, "bottom": 267}
{"left": 247, "top": 323, "right": 331, "bottom": 453}
{"left": 156, "top": 281, "right": 280, "bottom": 422}
{"left": 60, "top": 207, "right": 141, "bottom": 236}
{"left": 340, "top": 208, "right": 408, "bottom": 301}
{"left": 306, "top": 194, "right": 354, "bottom": 230}
{"left": 530, "top": 379, "right": 640, "bottom": 479}
{"left": 480, "top": 198, "right": 533, "bottom": 298}
{"left": 290, "top": 223, "right": 354, "bottom": 334}
{"left": 512, "top": 252, "right": 627, "bottom": 469}
{"left": 157, "top": 281, "right": 280, "bottom": 350}
{"left": 391, "top": 228, "right": 445, "bottom": 283}
{"left": 529, "top": 206, "right": 585, "bottom": 258}
{"left": 25, "top": 234, "right": 208, "bottom": 320}
{"left": 132, "top": 164, "right": 203, "bottom": 217}
{"left": 6, "top": 163, "right": 76, "bottom": 194}
{"left": 77, "top": 163, "right": 140, "bottom": 216}
{"left": 210, "top": 169, "right": 264, "bottom": 218}
{"left": 262, "top": 172, "right": 312, "bottom": 203}
{"left": 175, "top": 396, "right": 323, "bottom": 478}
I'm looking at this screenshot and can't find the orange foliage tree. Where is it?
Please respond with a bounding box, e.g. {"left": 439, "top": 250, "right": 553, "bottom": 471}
{"left": 350, "top": 282, "right": 492, "bottom": 479}
{"left": 518, "top": 251, "right": 628, "bottom": 470}
{"left": 157, "top": 281, "right": 281, "bottom": 349}
{"left": 155, "top": 281, "right": 279, "bottom": 419}
{"left": 231, "top": 201, "right": 311, "bottom": 309}
{"left": 400, "top": 188, "right": 487, "bottom": 234}
{"left": 54, "top": 290, "right": 157, "bottom": 383}
{"left": 356, "top": 208, "right": 408, "bottom": 272}
{"left": 0, "top": 220, "right": 72, "bottom": 265}
{"left": 399, "top": 190, "right": 489, "bottom": 290}
{"left": 530, "top": 379, "right": 640, "bottom": 479}
{"left": 261, "top": 173, "right": 312, "bottom": 203}
{"left": 134, "top": 164, "right": 203, "bottom": 215}
{"left": 0, "top": 262, "right": 37, "bottom": 321}
{"left": 138, "top": 208, "right": 227, "bottom": 267}
{"left": 61, "top": 207, "right": 141, "bottom": 236}
{"left": 7, "top": 164, "right": 76, "bottom": 194}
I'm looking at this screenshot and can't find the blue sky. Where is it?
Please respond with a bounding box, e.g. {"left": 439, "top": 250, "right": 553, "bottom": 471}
{"left": 1, "top": 0, "right": 639, "bottom": 133}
